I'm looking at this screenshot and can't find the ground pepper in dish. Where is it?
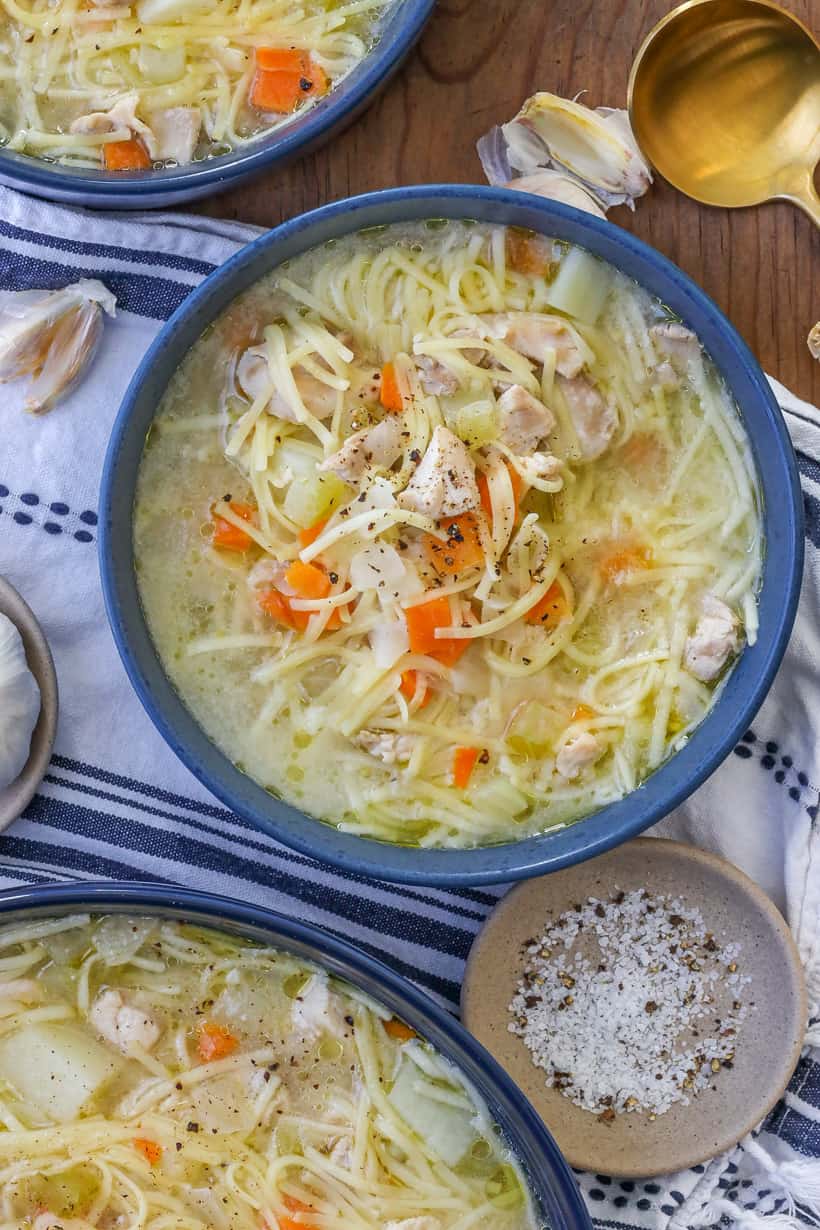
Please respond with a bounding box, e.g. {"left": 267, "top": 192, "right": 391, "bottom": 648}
{"left": 509, "top": 889, "right": 751, "bottom": 1117}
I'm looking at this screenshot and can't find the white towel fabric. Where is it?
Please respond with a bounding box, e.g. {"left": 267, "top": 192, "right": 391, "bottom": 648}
{"left": 0, "top": 184, "right": 818, "bottom": 1230}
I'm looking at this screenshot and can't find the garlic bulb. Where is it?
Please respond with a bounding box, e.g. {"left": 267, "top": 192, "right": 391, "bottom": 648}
{"left": 0, "top": 279, "right": 116, "bottom": 414}
{"left": 0, "top": 613, "right": 41, "bottom": 791}
{"left": 477, "top": 91, "right": 652, "bottom": 216}
{"left": 809, "top": 323, "right": 820, "bottom": 361}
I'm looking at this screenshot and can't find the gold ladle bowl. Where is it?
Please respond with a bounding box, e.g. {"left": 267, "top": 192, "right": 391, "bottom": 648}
{"left": 628, "top": 0, "right": 820, "bottom": 226}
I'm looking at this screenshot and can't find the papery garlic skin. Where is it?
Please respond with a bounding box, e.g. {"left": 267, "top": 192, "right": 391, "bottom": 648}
{"left": 0, "top": 279, "right": 116, "bottom": 414}
{"left": 477, "top": 91, "right": 652, "bottom": 216}
{"left": 809, "top": 322, "right": 820, "bottom": 361}
{"left": 0, "top": 613, "right": 41, "bottom": 791}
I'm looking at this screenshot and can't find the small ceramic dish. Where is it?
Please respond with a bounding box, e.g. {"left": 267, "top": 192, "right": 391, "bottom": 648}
{"left": 462, "top": 837, "right": 807, "bottom": 1177}
{"left": 0, "top": 577, "right": 58, "bottom": 831}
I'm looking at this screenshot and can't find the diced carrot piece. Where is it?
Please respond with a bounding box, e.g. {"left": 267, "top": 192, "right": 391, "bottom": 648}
{"left": 197, "top": 1022, "right": 239, "bottom": 1063}
{"left": 452, "top": 746, "right": 480, "bottom": 789}
{"left": 259, "top": 587, "right": 298, "bottom": 629}
{"left": 285, "top": 559, "right": 331, "bottom": 601}
{"left": 600, "top": 545, "right": 652, "bottom": 584}
{"left": 506, "top": 228, "right": 553, "bottom": 275}
{"left": 399, "top": 670, "right": 430, "bottom": 709}
{"left": 133, "top": 1137, "right": 162, "bottom": 1165}
{"left": 256, "top": 47, "right": 306, "bottom": 72}
{"left": 571, "top": 703, "right": 596, "bottom": 722}
{"left": 620, "top": 433, "right": 665, "bottom": 471}
{"left": 477, "top": 463, "right": 525, "bottom": 523}
{"left": 298, "top": 517, "right": 328, "bottom": 549}
{"left": 405, "top": 594, "right": 450, "bottom": 656}
{"left": 404, "top": 596, "right": 472, "bottom": 667}
{"left": 423, "top": 512, "right": 483, "bottom": 577}
{"left": 379, "top": 361, "right": 404, "bottom": 412}
{"left": 526, "top": 580, "right": 571, "bottom": 629}
{"left": 103, "top": 136, "right": 151, "bottom": 171}
{"left": 278, "top": 1196, "right": 320, "bottom": 1230}
{"left": 212, "top": 501, "right": 256, "bottom": 552}
{"left": 250, "top": 53, "right": 328, "bottom": 114}
{"left": 383, "top": 1016, "right": 417, "bottom": 1041}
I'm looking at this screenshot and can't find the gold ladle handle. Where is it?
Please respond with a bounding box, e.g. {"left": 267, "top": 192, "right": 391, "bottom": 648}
{"left": 780, "top": 167, "right": 820, "bottom": 229}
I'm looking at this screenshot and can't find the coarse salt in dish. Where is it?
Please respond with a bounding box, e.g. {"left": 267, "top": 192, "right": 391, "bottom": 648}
{"left": 508, "top": 889, "right": 751, "bottom": 1118}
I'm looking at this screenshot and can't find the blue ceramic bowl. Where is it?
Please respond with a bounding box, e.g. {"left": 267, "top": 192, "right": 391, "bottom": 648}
{"left": 0, "top": 0, "right": 434, "bottom": 209}
{"left": 99, "top": 186, "right": 804, "bottom": 885}
{"left": 0, "top": 880, "right": 591, "bottom": 1230}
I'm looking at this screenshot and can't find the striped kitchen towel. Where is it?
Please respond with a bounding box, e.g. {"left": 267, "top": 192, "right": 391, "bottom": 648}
{"left": 0, "top": 184, "right": 818, "bottom": 1230}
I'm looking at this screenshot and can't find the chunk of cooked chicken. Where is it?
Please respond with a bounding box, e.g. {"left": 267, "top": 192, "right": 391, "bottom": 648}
{"left": 398, "top": 425, "right": 480, "bottom": 518}
{"left": 291, "top": 974, "right": 346, "bottom": 1043}
{"left": 415, "top": 354, "right": 459, "bottom": 396}
{"left": 650, "top": 321, "right": 699, "bottom": 369}
{"left": 479, "top": 312, "right": 586, "bottom": 377}
{"left": 517, "top": 451, "right": 562, "bottom": 485}
{"left": 320, "top": 416, "right": 403, "bottom": 483}
{"left": 34, "top": 1216, "right": 95, "bottom": 1230}
{"left": 70, "top": 94, "right": 151, "bottom": 142}
{"left": 683, "top": 594, "right": 739, "bottom": 682}
{"left": 497, "top": 383, "right": 555, "bottom": 453}
{"left": 90, "top": 989, "right": 160, "bottom": 1055}
{"left": 149, "top": 106, "right": 200, "bottom": 165}
{"left": 557, "top": 374, "right": 616, "bottom": 459}
{"left": 355, "top": 730, "right": 415, "bottom": 766}
{"left": 556, "top": 732, "right": 602, "bottom": 779}
{"left": 0, "top": 978, "right": 42, "bottom": 1004}
{"left": 235, "top": 345, "right": 337, "bottom": 421}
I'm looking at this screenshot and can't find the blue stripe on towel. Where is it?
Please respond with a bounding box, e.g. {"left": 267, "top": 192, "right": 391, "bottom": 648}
{"left": 0, "top": 249, "right": 190, "bottom": 320}
{"left": 0, "top": 217, "right": 218, "bottom": 275}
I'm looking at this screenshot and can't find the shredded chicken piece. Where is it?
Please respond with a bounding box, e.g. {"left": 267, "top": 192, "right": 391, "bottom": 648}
{"left": 70, "top": 93, "right": 151, "bottom": 143}
{"left": 235, "top": 345, "right": 337, "bottom": 421}
{"left": 479, "top": 312, "right": 586, "bottom": 377}
{"left": 683, "top": 594, "right": 739, "bottom": 682}
{"left": 517, "top": 451, "right": 562, "bottom": 485}
{"left": 355, "top": 730, "right": 414, "bottom": 766}
{"left": 398, "top": 425, "right": 480, "bottom": 518}
{"left": 90, "top": 989, "right": 160, "bottom": 1055}
{"left": 291, "top": 974, "right": 346, "bottom": 1042}
{"left": 556, "top": 732, "right": 602, "bottom": 779}
{"left": 320, "top": 416, "right": 403, "bottom": 482}
{"left": 557, "top": 374, "right": 616, "bottom": 459}
{"left": 0, "top": 978, "right": 42, "bottom": 1003}
{"left": 149, "top": 106, "right": 200, "bottom": 165}
{"left": 650, "top": 321, "right": 699, "bottom": 370}
{"left": 415, "top": 354, "right": 459, "bottom": 396}
{"left": 497, "top": 383, "right": 555, "bottom": 453}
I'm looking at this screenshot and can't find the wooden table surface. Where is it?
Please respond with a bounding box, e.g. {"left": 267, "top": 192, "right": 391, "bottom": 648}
{"left": 198, "top": 0, "right": 820, "bottom": 405}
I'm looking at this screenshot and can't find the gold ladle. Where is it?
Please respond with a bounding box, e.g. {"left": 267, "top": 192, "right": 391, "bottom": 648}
{"left": 628, "top": 0, "right": 820, "bottom": 227}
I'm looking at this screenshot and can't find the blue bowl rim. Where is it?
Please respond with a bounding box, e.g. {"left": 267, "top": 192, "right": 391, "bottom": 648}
{"left": 99, "top": 184, "right": 804, "bottom": 886}
{"left": 0, "top": 879, "right": 592, "bottom": 1230}
{"left": 0, "top": 0, "right": 435, "bottom": 205}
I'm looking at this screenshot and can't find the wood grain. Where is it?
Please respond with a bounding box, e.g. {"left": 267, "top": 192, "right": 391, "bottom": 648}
{"left": 196, "top": 0, "right": 820, "bottom": 404}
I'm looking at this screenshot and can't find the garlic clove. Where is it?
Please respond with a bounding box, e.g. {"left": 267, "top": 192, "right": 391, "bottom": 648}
{"left": 0, "top": 279, "right": 115, "bottom": 413}
{"left": 503, "top": 169, "right": 608, "bottom": 219}
{"left": 808, "top": 322, "right": 820, "bottom": 361}
{"left": 0, "top": 613, "right": 40, "bottom": 792}
{"left": 25, "top": 300, "right": 105, "bottom": 415}
{"left": 514, "top": 93, "right": 652, "bottom": 205}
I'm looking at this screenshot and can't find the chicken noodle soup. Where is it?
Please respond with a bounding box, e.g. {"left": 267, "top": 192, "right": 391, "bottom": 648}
{"left": 0, "top": 0, "right": 388, "bottom": 169}
{"left": 134, "top": 221, "right": 762, "bottom": 848}
{"left": 0, "top": 912, "right": 540, "bottom": 1228}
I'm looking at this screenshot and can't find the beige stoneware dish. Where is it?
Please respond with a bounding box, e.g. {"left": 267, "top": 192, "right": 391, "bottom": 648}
{"left": 462, "top": 837, "right": 807, "bottom": 1177}
{"left": 0, "top": 576, "right": 58, "bottom": 831}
